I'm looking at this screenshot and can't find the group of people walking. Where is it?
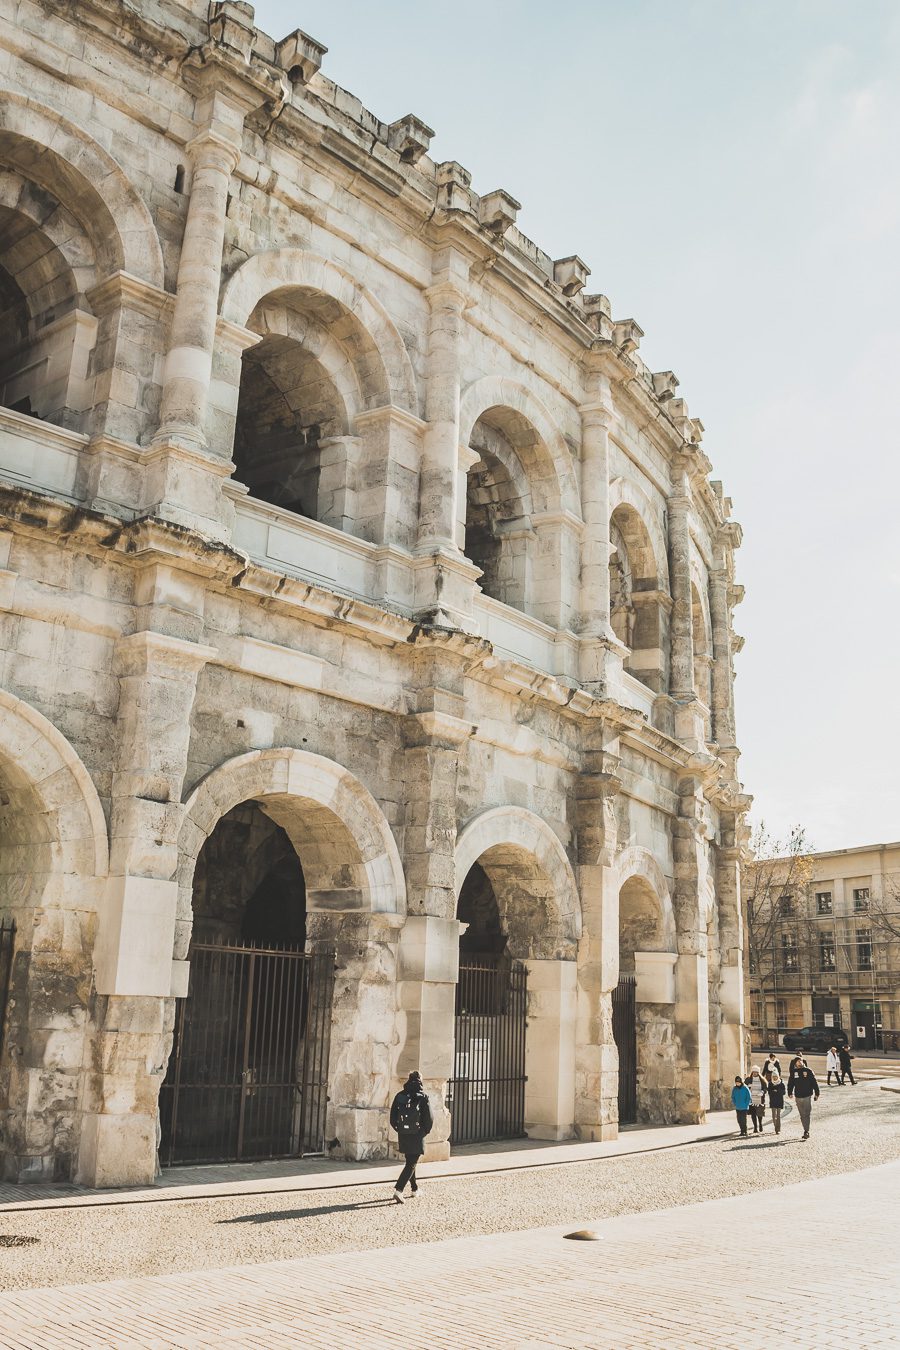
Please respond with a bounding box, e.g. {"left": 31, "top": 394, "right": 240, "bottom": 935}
{"left": 826, "top": 1044, "right": 856, "bottom": 1086}
{"left": 732, "top": 1049, "right": 833, "bottom": 1141}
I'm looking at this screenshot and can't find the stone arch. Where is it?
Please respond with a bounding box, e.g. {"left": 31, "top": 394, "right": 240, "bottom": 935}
{"left": 609, "top": 487, "right": 670, "bottom": 692}
{"left": 220, "top": 249, "right": 418, "bottom": 415}
{"left": 614, "top": 846, "right": 676, "bottom": 953}
{"left": 0, "top": 92, "right": 164, "bottom": 288}
{"left": 608, "top": 478, "right": 669, "bottom": 590}
{"left": 176, "top": 748, "right": 405, "bottom": 958}
{"left": 455, "top": 806, "right": 581, "bottom": 958}
{"left": 0, "top": 690, "right": 109, "bottom": 1183}
{"left": 458, "top": 376, "right": 580, "bottom": 518}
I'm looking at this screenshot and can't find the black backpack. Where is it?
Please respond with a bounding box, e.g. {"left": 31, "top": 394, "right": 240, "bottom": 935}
{"left": 396, "top": 1091, "right": 422, "bottom": 1133}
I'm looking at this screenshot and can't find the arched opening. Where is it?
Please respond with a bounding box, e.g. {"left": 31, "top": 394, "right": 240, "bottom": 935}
{"left": 159, "top": 802, "right": 320, "bottom": 1166}
{"left": 231, "top": 289, "right": 389, "bottom": 541}
{"left": 451, "top": 860, "right": 527, "bottom": 1144}
{"left": 617, "top": 873, "right": 677, "bottom": 1125}
{"left": 0, "top": 188, "right": 97, "bottom": 429}
{"left": 450, "top": 815, "right": 579, "bottom": 1147}
{"left": 609, "top": 503, "right": 668, "bottom": 692}
{"left": 168, "top": 750, "right": 406, "bottom": 1165}
{"left": 463, "top": 403, "right": 573, "bottom": 625}
{"left": 0, "top": 698, "right": 108, "bottom": 1185}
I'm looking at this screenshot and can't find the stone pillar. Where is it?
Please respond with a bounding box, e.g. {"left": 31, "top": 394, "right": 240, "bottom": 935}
{"left": 524, "top": 959, "right": 577, "bottom": 1140}
{"left": 80, "top": 625, "right": 216, "bottom": 1186}
{"left": 397, "top": 671, "right": 475, "bottom": 1157}
{"left": 716, "top": 815, "right": 747, "bottom": 1092}
{"left": 307, "top": 909, "right": 403, "bottom": 1161}
{"left": 396, "top": 915, "right": 462, "bottom": 1161}
{"left": 667, "top": 453, "right": 705, "bottom": 747}
{"left": 414, "top": 253, "right": 479, "bottom": 626}
{"left": 574, "top": 723, "right": 621, "bottom": 1140}
{"left": 672, "top": 776, "right": 713, "bottom": 1123}
{"left": 578, "top": 371, "right": 626, "bottom": 690}
{"left": 147, "top": 84, "right": 253, "bottom": 538}
{"left": 709, "top": 537, "right": 737, "bottom": 751}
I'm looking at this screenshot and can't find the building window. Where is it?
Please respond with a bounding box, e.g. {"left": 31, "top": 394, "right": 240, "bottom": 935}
{"left": 782, "top": 933, "right": 799, "bottom": 972}
{"left": 779, "top": 894, "right": 794, "bottom": 917}
{"left": 819, "top": 938, "right": 836, "bottom": 972}
{"left": 774, "top": 998, "right": 787, "bottom": 1028}
{"left": 750, "top": 997, "right": 763, "bottom": 1027}
{"left": 857, "top": 929, "right": 873, "bottom": 971}
{"left": 854, "top": 887, "right": 870, "bottom": 913}
{"left": 816, "top": 891, "right": 833, "bottom": 916}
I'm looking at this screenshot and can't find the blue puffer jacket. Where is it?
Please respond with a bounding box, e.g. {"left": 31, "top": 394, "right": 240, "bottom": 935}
{"left": 731, "top": 1083, "right": 752, "bottom": 1110}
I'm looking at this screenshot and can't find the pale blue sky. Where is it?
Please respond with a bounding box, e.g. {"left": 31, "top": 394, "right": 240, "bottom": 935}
{"left": 253, "top": 1, "right": 900, "bottom": 851}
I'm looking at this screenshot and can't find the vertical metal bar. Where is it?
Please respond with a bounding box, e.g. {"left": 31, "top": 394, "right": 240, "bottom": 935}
{"left": 236, "top": 948, "right": 254, "bottom": 1160}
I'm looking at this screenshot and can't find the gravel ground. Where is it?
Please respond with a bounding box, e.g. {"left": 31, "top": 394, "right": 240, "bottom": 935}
{"left": 1, "top": 1081, "right": 897, "bottom": 1292}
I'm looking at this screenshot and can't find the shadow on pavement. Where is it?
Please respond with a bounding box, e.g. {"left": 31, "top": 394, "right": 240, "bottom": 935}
{"left": 218, "top": 1198, "right": 398, "bottom": 1225}
{"left": 728, "top": 1140, "right": 792, "bottom": 1151}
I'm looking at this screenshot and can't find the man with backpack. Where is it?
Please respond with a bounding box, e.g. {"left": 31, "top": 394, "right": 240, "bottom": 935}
{"left": 390, "top": 1070, "right": 433, "bottom": 1203}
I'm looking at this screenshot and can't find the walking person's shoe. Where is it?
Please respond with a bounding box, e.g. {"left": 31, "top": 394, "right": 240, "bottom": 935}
{"left": 409, "top": 1188, "right": 418, "bottom": 1198}
{"left": 802, "top": 1132, "right": 809, "bottom": 1140}
{"left": 393, "top": 1188, "right": 404, "bottom": 1203}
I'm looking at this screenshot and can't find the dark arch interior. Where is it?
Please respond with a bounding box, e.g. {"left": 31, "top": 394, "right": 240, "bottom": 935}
{"left": 192, "top": 801, "right": 306, "bottom": 948}
{"left": 457, "top": 862, "right": 507, "bottom": 959}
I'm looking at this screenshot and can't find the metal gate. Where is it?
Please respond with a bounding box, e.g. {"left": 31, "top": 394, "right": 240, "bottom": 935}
{"left": 612, "top": 975, "right": 637, "bottom": 1126}
{"left": 447, "top": 957, "right": 527, "bottom": 1145}
{"left": 159, "top": 942, "right": 334, "bottom": 1166}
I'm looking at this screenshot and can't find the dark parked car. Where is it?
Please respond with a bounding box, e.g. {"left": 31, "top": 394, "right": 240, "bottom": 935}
{"left": 783, "top": 1026, "right": 849, "bottom": 1052}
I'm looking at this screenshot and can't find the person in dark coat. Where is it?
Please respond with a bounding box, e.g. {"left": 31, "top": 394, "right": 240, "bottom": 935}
{"left": 787, "top": 1056, "right": 820, "bottom": 1139}
{"left": 766, "top": 1070, "right": 787, "bottom": 1135}
{"left": 389, "top": 1070, "right": 433, "bottom": 1203}
{"left": 839, "top": 1045, "right": 856, "bottom": 1085}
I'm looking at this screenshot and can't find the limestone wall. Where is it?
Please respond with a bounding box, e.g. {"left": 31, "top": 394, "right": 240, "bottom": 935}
{"left": 0, "top": 0, "right": 749, "bottom": 1185}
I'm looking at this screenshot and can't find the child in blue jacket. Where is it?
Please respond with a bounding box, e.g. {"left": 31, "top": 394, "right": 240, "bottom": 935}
{"left": 731, "top": 1074, "right": 752, "bottom": 1136}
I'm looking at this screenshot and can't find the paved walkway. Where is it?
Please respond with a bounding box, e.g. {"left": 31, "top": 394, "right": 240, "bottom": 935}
{"left": 2, "top": 1159, "right": 898, "bottom": 1348}
{"left": 0, "top": 1114, "right": 736, "bottom": 1212}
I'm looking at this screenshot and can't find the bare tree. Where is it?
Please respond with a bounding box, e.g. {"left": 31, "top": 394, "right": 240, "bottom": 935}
{"left": 744, "top": 824, "right": 813, "bottom": 1045}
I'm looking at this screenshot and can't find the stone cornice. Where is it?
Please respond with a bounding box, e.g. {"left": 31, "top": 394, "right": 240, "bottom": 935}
{"left": 86, "top": 272, "right": 173, "bottom": 321}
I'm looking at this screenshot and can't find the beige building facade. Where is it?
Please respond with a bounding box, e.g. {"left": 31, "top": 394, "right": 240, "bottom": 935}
{"left": 747, "top": 842, "right": 900, "bottom": 1053}
{"left": 0, "top": 0, "right": 748, "bottom": 1187}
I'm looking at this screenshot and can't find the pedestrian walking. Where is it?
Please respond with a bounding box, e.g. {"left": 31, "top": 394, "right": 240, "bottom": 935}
{"left": 745, "top": 1065, "right": 767, "bottom": 1134}
{"left": 766, "top": 1071, "right": 786, "bottom": 1135}
{"left": 787, "top": 1056, "right": 820, "bottom": 1139}
{"left": 762, "top": 1051, "right": 781, "bottom": 1081}
{"left": 839, "top": 1045, "right": 856, "bottom": 1085}
{"left": 732, "top": 1075, "right": 752, "bottom": 1137}
{"left": 390, "top": 1070, "right": 433, "bottom": 1203}
{"left": 825, "top": 1046, "right": 842, "bottom": 1085}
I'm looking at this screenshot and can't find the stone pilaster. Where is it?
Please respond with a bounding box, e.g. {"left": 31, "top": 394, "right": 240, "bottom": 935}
{"left": 414, "top": 252, "right": 479, "bottom": 626}
{"left": 147, "top": 77, "right": 260, "bottom": 538}
{"left": 672, "top": 774, "right": 713, "bottom": 1123}
{"left": 709, "top": 533, "right": 737, "bottom": 751}
{"left": 396, "top": 648, "right": 476, "bottom": 1157}
{"left": 715, "top": 813, "right": 747, "bottom": 1096}
{"left": 524, "top": 959, "right": 577, "bottom": 1139}
{"left": 578, "top": 369, "right": 627, "bottom": 691}
{"left": 80, "top": 624, "right": 216, "bottom": 1187}
{"left": 574, "top": 721, "right": 621, "bottom": 1139}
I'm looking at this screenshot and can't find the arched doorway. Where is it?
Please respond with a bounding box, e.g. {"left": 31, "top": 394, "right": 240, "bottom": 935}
{"left": 449, "top": 863, "right": 528, "bottom": 1144}
{"left": 167, "top": 749, "right": 407, "bottom": 1164}
{"left": 159, "top": 802, "right": 333, "bottom": 1165}
{"left": 451, "top": 809, "right": 581, "bottom": 1146}
{"left": 616, "top": 862, "right": 678, "bottom": 1125}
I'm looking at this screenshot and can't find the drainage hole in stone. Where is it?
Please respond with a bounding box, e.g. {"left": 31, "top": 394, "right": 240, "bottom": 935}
{"left": 0, "top": 1234, "right": 39, "bottom": 1247}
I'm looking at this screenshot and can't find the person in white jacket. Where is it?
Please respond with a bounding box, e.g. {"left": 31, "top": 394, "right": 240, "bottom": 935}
{"left": 825, "top": 1046, "right": 842, "bottom": 1085}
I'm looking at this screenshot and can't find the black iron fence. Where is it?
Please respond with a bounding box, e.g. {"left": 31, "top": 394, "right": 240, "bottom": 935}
{"left": 0, "top": 917, "right": 14, "bottom": 1060}
{"left": 447, "top": 957, "right": 527, "bottom": 1145}
{"left": 159, "top": 942, "right": 334, "bottom": 1166}
{"left": 613, "top": 975, "right": 637, "bottom": 1125}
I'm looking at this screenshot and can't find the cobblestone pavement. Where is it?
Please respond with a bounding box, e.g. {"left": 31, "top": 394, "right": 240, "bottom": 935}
{"left": 0, "top": 1080, "right": 896, "bottom": 1296}
{"left": 1, "top": 1159, "right": 898, "bottom": 1349}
